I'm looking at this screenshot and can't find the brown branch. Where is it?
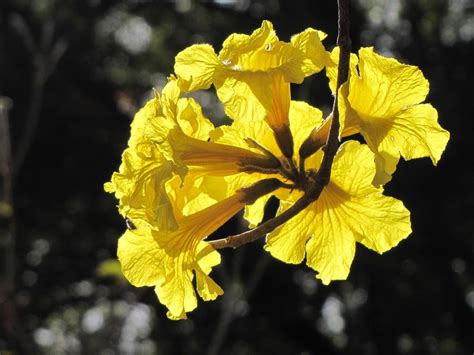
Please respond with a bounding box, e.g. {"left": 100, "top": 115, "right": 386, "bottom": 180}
{"left": 209, "top": 193, "right": 314, "bottom": 249}
{"left": 318, "top": 0, "right": 352, "bottom": 180}
{"left": 209, "top": 0, "right": 352, "bottom": 250}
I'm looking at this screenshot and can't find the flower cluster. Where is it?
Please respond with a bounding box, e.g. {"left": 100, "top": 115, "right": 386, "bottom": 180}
{"left": 105, "top": 21, "right": 449, "bottom": 319}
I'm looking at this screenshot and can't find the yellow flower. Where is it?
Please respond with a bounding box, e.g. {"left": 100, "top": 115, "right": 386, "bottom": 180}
{"left": 326, "top": 47, "right": 450, "bottom": 185}
{"left": 201, "top": 81, "right": 411, "bottom": 284}
{"left": 174, "top": 20, "right": 329, "bottom": 157}
{"left": 118, "top": 194, "right": 241, "bottom": 320}
{"left": 265, "top": 141, "right": 412, "bottom": 284}
{"left": 145, "top": 78, "right": 281, "bottom": 177}
{"left": 118, "top": 179, "right": 284, "bottom": 319}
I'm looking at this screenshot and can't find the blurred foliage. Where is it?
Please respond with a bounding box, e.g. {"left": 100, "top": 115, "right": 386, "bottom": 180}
{"left": 0, "top": 0, "right": 473, "bottom": 354}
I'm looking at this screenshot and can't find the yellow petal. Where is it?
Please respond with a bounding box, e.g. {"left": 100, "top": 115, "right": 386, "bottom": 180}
{"left": 349, "top": 47, "right": 429, "bottom": 117}
{"left": 196, "top": 175, "right": 232, "bottom": 202}
{"left": 157, "top": 268, "right": 196, "bottom": 320}
{"left": 181, "top": 191, "right": 217, "bottom": 217}
{"left": 195, "top": 270, "right": 224, "bottom": 302}
{"left": 126, "top": 79, "right": 217, "bottom": 164}
{"left": 244, "top": 194, "right": 271, "bottom": 228}
{"left": 106, "top": 146, "right": 178, "bottom": 231}
{"left": 128, "top": 97, "right": 164, "bottom": 148}
{"left": 289, "top": 100, "right": 324, "bottom": 155}
{"left": 330, "top": 140, "right": 377, "bottom": 194}
{"left": 304, "top": 195, "right": 356, "bottom": 285}
{"left": 290, "top": 100, "right": 327, "bottom": 162}
{"left": 161, "top": 77, "right": 181, "bottom": 118}
{"left": 195, "top": 243, "right": 224, "bottom": 301}
{"left": 118, "top": 228, "right": 167, "bottom": 287}
{"left": 337, "top": 82, "right": 362, "bottom": 135}
{"left": 143, "top": 86, "right": 214, "bottom": 146}
{"left": 214, "top": 69, "right": 272, "bottom": 122}
{"left": 196, "top": 242, "right": 221, "bottom": 274}
{"left": 265, "top": 202, "right": 315, "bottom": 264}
{"left": 380, "top": 104, "right": 448, "bottom": 163}
{"left": 372, "top": 151, "right": 400, "bottom": 186}
{"left": 175, "top": 44, "right": 219, "bottom": 92}
{"left": 176, "top": 98, "right": 214, "bottom": 141}
{"left": 289, "top": 28, "right": 328, "bottom": 79}
{"left": 219, "top": 20, "right": 276, "bottom": 66}
{"left": 311, "top": 142, "right": 411, "bottom": 283}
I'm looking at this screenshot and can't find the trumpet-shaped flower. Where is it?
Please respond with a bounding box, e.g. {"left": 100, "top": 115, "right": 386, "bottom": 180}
{"left": 166, "top": 126, "right": 280, "bottom": 176}
{"left": 118, "top": 193, "right": 241, "bottom": 320}
{"left": 146, "top": 79, "right": 281, "bottom": 177}
{"left": 174, "top": 20, "right": 329, "bottom": 157}
{"left": 118, "top": 178, "right": 284, "bottom": 319}
{"left": 265, "top": 141, "right": 412, "bottom": 284}
{"left": 326, "top": 47, "right": 450, "bottom": 184}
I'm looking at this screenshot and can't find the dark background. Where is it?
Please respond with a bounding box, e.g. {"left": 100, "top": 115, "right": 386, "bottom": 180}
{"left": 0, "top": 0, "right": 473, "bottom": 354}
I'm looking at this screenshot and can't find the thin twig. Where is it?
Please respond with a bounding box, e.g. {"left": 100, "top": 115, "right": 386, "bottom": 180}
{"left": 209, "top": 0, "right": 352, "bottom": 250}
{"left": 318, "top": 0, "right": 352, "bottom": 180}
{"left": 242, "top": 250, "right": 271, "bottom": 299}
{"left": 14, "top": 61, "right": 46, "bottom": 174}
{"left": 10, "top": 14, "right": 68, "bottom": 175}
{"left": 206, "top": 248, "right": 245, "bottom": 355}
{"left": 206, "top": 248, "right": 271, "bottom": 355}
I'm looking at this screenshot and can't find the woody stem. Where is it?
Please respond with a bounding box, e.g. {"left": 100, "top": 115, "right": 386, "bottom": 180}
{"left": 317, "top": 0, "right": 351, "bottom": 179}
